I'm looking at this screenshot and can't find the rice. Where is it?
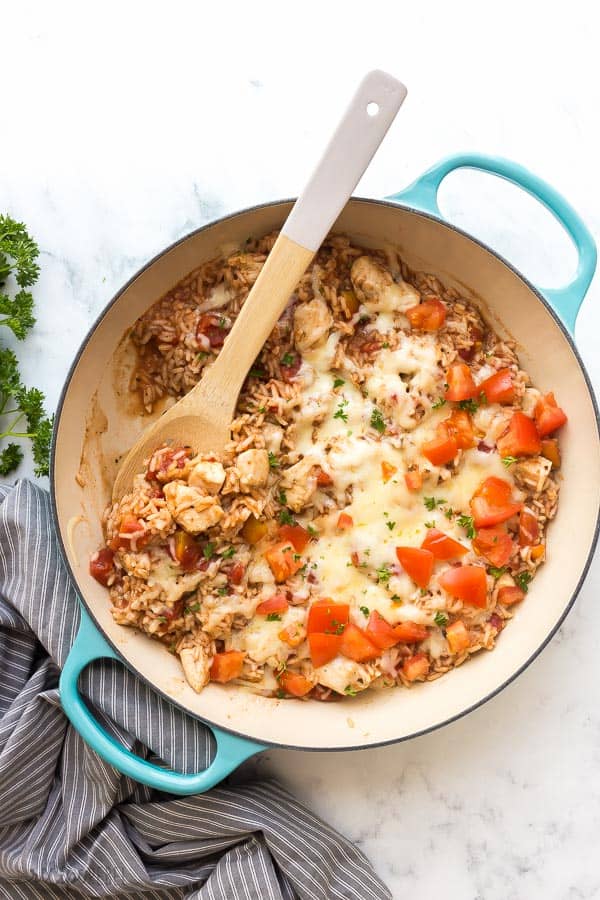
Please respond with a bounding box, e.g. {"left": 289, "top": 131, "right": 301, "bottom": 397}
{"left": 89, "top": 231, "right": 564, "bottom": 699}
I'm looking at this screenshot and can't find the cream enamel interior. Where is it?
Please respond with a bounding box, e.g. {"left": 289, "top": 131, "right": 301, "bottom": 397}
{"left": 52, "top": 199, "right": 600, "bottom": 750}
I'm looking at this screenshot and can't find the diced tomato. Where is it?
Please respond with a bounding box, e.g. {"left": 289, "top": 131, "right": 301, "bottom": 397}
{"left": 395, "top": 546, "right": 434, "bottom": 589}
{"left": 309, "top": 632, "right": 342, "bottom": 667}
{"left": 519, "top": 508, "right": 540, "bottom": 548}
{"left": 280, "top": 351, "right": 302, "bottom": 381}
{"left": 264, "top": 542, "right": 304, "bottom": 582}
{"left": 109, "top": 514, "right": 148, "bottom": 551}
{"left": 470, "top": 476, "right": 522, "bottom": 528}
{"left": 228, "top": 562, "right": 246, "bottom": 585}
{"left": 210, "top": 651, "right": 245, "bottom": 683}
{"left": 337, "top": 512, "right": 354, "bottom": 530}
{"left": 256, "top": 594, "right": 289, "bottom": 615}
{"left": 421, "top": 528, "right": 468, "bottom": 560}
{"left": 169, "top": 531, "right": 201, "bottom": 571}
{"left": 446, "top": 620, "right": 470, "bottom": 653}
{"left": 497, "top": 585, "right": 525, "bottom": 606}
{"left": 307, "top": 600, "right": 350, "bottom": 635}
{"left": 438, "top": 565, "right": 488, "bottom": 608}
{"left": 89, "top": 548, "right": 115, "bottom": 586}
{"left": 340, "top": 623, "right": 380, "bottom": 663}
{"left": 402, "top": 653, "right": 430, "bottom": 682}
{"left": 540, "top": 438, "right": 561, "bottom": 468}
{"left": 241, "top": 516, "right": 268, "bottom": 545}
{"left": 405, "top": 298, "right": 446, "bottom": 332}
{"left": 197, "top": 313, "right": 229, "bottom": 348}
{"left": 535, "top": 391, "right": 568, "bottom": 437}
{"left": 404, "top": 470, "right": 423, "bottom": 492}
{"left": 365, "top": 610, "right": 401, "bottom": 650}
{"left": 445, "top": 363, "right": 478, "bottom": 402}
{"left": 381, "top": 461, "right": 398, "bottom": 482}
{"left": 316, "top": 468, "right": 333, "bottom": 486}
{"left": 278, "top": 670, "right": 313, "bottom": 697}
{"left": 473, "top": 525, "right": 515, "bottom": 568}
{"left": 394, "top": 621, "right": 429, "bottom": 643}
{"left": 279, "top": 622, "right": 306, "bottom": 647}
{"left": 421, "top": 426, "right": 458, "bottom": 467}
{"left": 497, "top": 411, "right": 541, "bottom": 458}
{"left": 444, "top": 409, "right": 475, "bottom": 450}
{"left": 478, "top": 369, "right": 515, "bottom": 404}
{"left": 278, "top": 523, "right": 310, "bottom": 552}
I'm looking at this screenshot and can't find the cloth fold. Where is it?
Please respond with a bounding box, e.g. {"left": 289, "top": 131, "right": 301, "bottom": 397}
{"left": 0, "top": 481, "right": 390, "bottom": 899}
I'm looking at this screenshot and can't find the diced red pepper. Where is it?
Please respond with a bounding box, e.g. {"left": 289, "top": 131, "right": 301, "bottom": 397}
{"left": 395, "top": 546, "right": 434, "bottom": 588}
{"left": 278, "top": 670, "right": 313, "bottom": 697}
{"left": 337, "top": 512, "right": 354, "bottom": 530}
{"left": 405, "top": 298, "right": 446, "bottom": 331}
{"left": 404, "top": 470, "right": 423, "bottom": 492}
{"left": 394, "top": 621, "right": 428, "bottom": 643}
{"left": 540, "top": 438, "right": 561, "bottom": 468}
{"left": 402, "top": 653, "right": 430, "bottom": 682}
{"left": 210, "top": 651, "right": 245, "bottom": 683}
{"left": 381, "top": 461, "right": 398, "bottom": 482}
{"left": 256, "top": 594, "right": 289, "bottom": 615}
{"left": 446, "top": 620, "right": 470, "bottom": 653}
{"left": 316, "top": 468, "right": 333, "bottom": 486}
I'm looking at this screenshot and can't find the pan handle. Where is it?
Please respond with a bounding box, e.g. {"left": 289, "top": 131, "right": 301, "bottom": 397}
{"left": 59, "top": 605, "right": 265, "bottom": 795}
{"left": 386, "top": 153, "right": 597, "bottom": 333}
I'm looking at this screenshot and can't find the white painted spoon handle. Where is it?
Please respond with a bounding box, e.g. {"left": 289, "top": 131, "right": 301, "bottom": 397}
{"left": 282, "top": 69, "right": 407, "bottom": 251}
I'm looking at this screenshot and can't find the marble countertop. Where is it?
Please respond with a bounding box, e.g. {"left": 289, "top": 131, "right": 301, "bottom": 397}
{"left": 4, "top": 3, "right": 600, "bottom": 897}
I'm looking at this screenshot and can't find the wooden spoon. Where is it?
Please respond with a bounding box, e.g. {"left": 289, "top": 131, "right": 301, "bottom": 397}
{"left": 112, "top": 70, "right": 407, "bottom": 500}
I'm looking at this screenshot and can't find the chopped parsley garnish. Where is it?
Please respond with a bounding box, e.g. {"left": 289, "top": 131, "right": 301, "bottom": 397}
{"left": 203, "top": 542, "right": 215, "bottom": 559}
{"left": 502, "top": 456, "right": 518, "bottom": 468}
{"left": 276, "top": 689, "right": 286, "bottom": 699}
{"left": 424, "top": 496, "right": 445, "bottom": 511}
{"left": 249, "top": 367, "right": 265, "bottom": 378}
{"left": 432, "top": 397, "right": 446, "bottom": 410}
{"left": 307, "top": 523, "right": 318, "bottom": 537}
{"left": 370, "top": 407, "right": 386, "bottom": 434}
{"left": 458, "top": 398, "right": 479, "bottom": 413}
{"left": 278, "top": 488, "right": 287, "bottom": 505}
{"left": 220, "top": 546, "right": 235, "bottom": 559}
{"left": 217, "top": 587, "right": 229, "bottom": 595}
{"left": 268, "top": 451, "right": 280, "bottom": 468}
{"left": 266, "top": 612, "right": 282, "bottom": 621}
{"left": 344, "top": 685, "right": 358, "bottom": 696}
{"left": 434, "top": 611, "right": 448, "bottom": 627}
{"left": 278, "top": 508, "right": 296, "bottom": 526}
{"left": 488, "top": 566, "right": 506, "bottom": 579}
{"left": 424, "top": 521, "right": 435, "bottom": 528}
{"left": 157, "top": 616, "right": 167, "bottom": 624}
{"left": 376, "top": 565, "right": 391, "bottom": 585}
{"left": 386, "top": 520, "right": 396, "bottom": 531}
{"left": 444, "top": 507, "right": 454, "bottom": 520}
{"left": 391, "top": 594, "right": 402, "bottom": 603}
{"left": 333, "top": 398, "right": 349, "bottom": 422}
{"left": 333, "top": 376, "right": 345, "bottom": 389}
{"left": 382, "top": 341, "right": 390, "bottom": 349}
{"left": 456, "top": 514, "right": 476, "bottom": 539}
{"left": 359, "top": 605, "right": 370, "bottom": 617}
{"left": 196, "top": 351, "right": 209, "bottom": 360}
{"left": 514, "top": 571, "right": 532, "bottom": 593}
{"left": 258, "top": 405, "right": 267, "bottom": 413}
{"left": 185, "top": 602, "right": 200, "bottom": 614}
{"left": 281, "top": 352, "right": 296, "bottom": 366}
{"left": 218, "top": 317, "right": 227, "bottom": 329}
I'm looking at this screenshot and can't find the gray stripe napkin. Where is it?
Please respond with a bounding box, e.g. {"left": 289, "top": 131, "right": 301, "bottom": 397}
{"left": 0, "top": 480, "right": 390, "bottom": 899}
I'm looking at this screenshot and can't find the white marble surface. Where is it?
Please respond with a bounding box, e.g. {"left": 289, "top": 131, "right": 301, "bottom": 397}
{"left": 4, "top": 2, "right": 600, "bottom": 897}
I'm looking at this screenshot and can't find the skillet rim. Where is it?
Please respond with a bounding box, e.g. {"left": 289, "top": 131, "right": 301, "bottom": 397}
{"left": 50, "top": 196, "right": 600, "bottom": 753}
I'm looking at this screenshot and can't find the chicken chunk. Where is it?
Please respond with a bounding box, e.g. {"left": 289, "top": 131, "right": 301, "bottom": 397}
{"left": 512, "top": 456, "right": 553, "bottom": 494}
{"left": 315, "top": 656, "right": 376, "bottom": 695}
{"left": 179, "top": 644, "right": 212, "bottom": 692}
{"left": 188, "top": 458, "right": 226, "bottom": 494}
{"left": 236, "top": 449, "right": 270, "bottom": 491}
{"left": 293, "top": 296, "right": 333, "bottom": 351}
{"left": 351, "top": 256, "right": 420, "bottom": 314}
{"left": 280, "top": 457, "right": 319, "bottom": 512}
{"left": 163, "top": 481, "right": 224, "bottom": 533}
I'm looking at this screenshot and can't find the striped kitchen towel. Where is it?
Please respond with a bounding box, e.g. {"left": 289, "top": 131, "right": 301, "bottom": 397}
{"left": 0, "top": 480, "right": 390, "bottom": 900}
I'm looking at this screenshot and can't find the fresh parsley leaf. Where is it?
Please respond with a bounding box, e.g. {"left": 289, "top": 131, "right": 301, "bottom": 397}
{"left": 444, "top": 507, "right": 454, "bottom": 519}
{"left": 344, "top": 685, "right": 358, "bottom": 696}
{"left": 424, "top": 496, "right": 445, "bottom": 511}
{"left": 431, "top": 397, "right": 446, "bottom": 410}
{"left": 333, "top": 398, "right": 349, "bottom": 422}
{"left": 458, "top": 398, "right": 479, "bottom": 413}
{"left": 456, "top": 514, "right": 476, "bottom": 539}
{"left": 488, "top": 566, "right": 506, "bottom": 579}
{"left": 217, "top": 586, "right": 229, "bottom": 595}
{"left": 268, "top": 451, "right": 280, "bottom": 468}
{"left": 0, "top": 215, "right": 40, "bottom": 289}
{"left": 376, "top": 565, "right": 391, "bottom": 585}
{"left": 514, "top": 571, "right": 532, "bottom": 593}
{"left": 370, "top": 407, "right": 386, "bottom": 434}
{"left": 278, "top": 488, "right": 287, "bottom": 505}
{"left": 266, "top": 612, "right": 282, "bottom": 621}
{"left": 220, "top": 546, "right": 235, "bottom": 559}
{"left": 333, "top": 377, "right": 345, "bottom": 389}
{"left": 307, "top": 523, "right": 318, "bottom": 537}
{"left": 185, "top": 602, "right": 200, "bottom": 613}
{"left": 278, "top": 508, "right": 296, "bottom": 526}
{"left": 391, "top": 594, "right": 402, "bottom": 603}
{"left": 249, "top": 367, "right": 265, "bottom": 378}
{"left": 502, "top": 456, "right": 518, "bottom": 467}
{"left": 434, "top": 611, "right": 448, "bottom": 627}
{"left": 359, "top": 605, "right": 370, "bottom": 617}
{"left": 281, "top": 352, "right": 296, "bottom": 366}
{"left": 203, "top": 542, "right": 215, "bottom": 559}
{"left": 424, "top": 520, "right": 435, "bottom": 528}
{"left": 0, "top": 443, "right": 23, "bottom": 476}
{"left": 386, "top": 520, "right": 396, "bottom": 531}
